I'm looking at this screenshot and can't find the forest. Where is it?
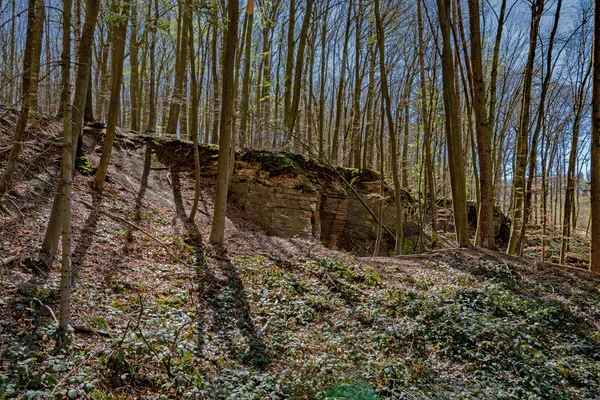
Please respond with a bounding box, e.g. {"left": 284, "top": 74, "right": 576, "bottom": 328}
{"left": 2, "top": 0, "right": 600, "bottom": 398}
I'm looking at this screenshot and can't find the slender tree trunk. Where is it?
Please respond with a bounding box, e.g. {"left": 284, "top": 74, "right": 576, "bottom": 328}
{"left": 417, "top": 0, "right": 438, "bottom": 248}
{"left": 210, "top": 26, "right": 220, "bottom": 144}
{"left": 146, "top": 0, "right": 159, "bottom": 134}
{"left": 329, "top": 1, "right": 352, "bottom": 163}
{"left": 0, "top": 0, "right": 44, "bottom": 195}
{"left": 209, "top": 0, "right": 239, "bottom": 245}
{"left": 239, "top": 0, "right": 255, "bottom": 148}
{"left": 401, "top": 102, "right": 409, "bottom": 188}
{"left": 435, "top": 0, "right": 470, "bottom": 247}
{"left": 317, "top": 2, "right": 330, "bottom": 158}
{"left": 561, "top": 63, "right": 591, "bottom": 263}
{"left": 507, "top": 0, "right": 544, "bottom": 255}
{"left": 362, "top": 46, "right": 376, "bottom": 170}
{"left": 350, "top": 0, "right": 363, "bottom": 169}
{"left": 288, "top": 0, "right": 314, "bottom": 137}
{"left": 28, "top": 0, "right": 45, "bottom": 112}
{"left": 166, "top": 1, "right": 190, "bottom": 136}
{"left": 130, "top": 1, "right": 140, "bottom": 132}
{"left": 593, "top": 5, "right": 600, "bottom": 272}
{"left": 58, "top": 0, "right": 73, "bottom": 341}
{"left": 374, "top": 103, "right": 385, "bottom": 256}
{"left": 283, "top": 0, "right": 295, "bottom": 131}
{"left": 8, "top": 0, "right": 16, "bottom": 104}
{"left": 56, "top": 0, "right": 100, "bottom": 339}
{"left": 92, "top": 0, "right": 131, "bottom": 191}
{"left": 374, "top": 0, "right": 403, "bottom": 254}
{"left": 84, "top": 72, "right": 95, "bottom": 122}
{"left": 466, "top": 0, "right": 495, "bottom": 249}
{"left": 521, "top": 0, "right": 562, "bottom": 254}
{"left": 188, "top": 14, "right": 202, "bottom": 221}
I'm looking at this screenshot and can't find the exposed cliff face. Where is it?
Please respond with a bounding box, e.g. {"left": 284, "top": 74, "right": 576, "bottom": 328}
{"left": 82, "top": 130, "right": 416, "bottom": 255}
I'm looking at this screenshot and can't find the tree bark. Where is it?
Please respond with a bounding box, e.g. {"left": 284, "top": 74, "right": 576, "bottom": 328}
{"left": 28, "top": 0, "right": 45, "bottom": 112}
{"left": 417, "top": 0, "right": 438, "bottom": 248}
{"left": 466, "top": 0, "right": 495, "bottom": 249}
{"left": 188, "top": 14, "right": 202, "bottom": 221}
{"left": 92, "top": 0, "right": 131, "bottom": 192}
{"left": 165, "top": 0, "right": 190, "bottom": 137}
{"left": 374, "top": 0, "right": 403, "bottom": 254}
{"left": 435, "top": 0, "right": 470, "bottom": 247}
{"left": 507, "top": 0, "right": 544, "bottom": 255}
{"left": 209, "top": 0, "right": 239, "bottom": 245}
{"left": 145, "top": 0, "right": 159, "bottom": 134}
{"left": 329, "top": 1, "right": 352, "bottom": 164}
{"left": 130, "top": 1, "right": 140, "bottom": 132}
{"left": 592, "top": 0, "right": 600, "bottom": 273}
{"left": 288, "top": 0, "right": 314, "bottom": 138}
{"left": 0, "top": 0, "right": 44, "bottom": 195}
{"left": 239, "top": 0, "right": 255, "bottom": 148}
{"left": 282, "top": 0, "right": 295, "bottom": 131}
{"left": 57, "top": 0, "right": 73, "bottom": 342}
{"left": 56, "top": 0, "right": 101, "bottom": 340}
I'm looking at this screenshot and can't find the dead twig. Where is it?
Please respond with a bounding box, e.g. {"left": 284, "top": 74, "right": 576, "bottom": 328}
{"left": 5, "top": 197, "right": 25, "bottom": 223}
{"left": 32, "top": 298, "right": 58, "bottom": 324}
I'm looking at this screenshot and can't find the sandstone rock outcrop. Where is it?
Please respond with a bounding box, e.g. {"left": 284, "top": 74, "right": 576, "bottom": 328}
{"left": 83, "top": 130, "right": 417, "bottom": 255}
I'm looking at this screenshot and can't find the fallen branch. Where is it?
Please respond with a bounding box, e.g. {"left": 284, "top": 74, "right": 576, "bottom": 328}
{"left": 32, "top": 298, "right": 58, "bottom": 324}
{"left": 80, "top": 200, "right": 195, "bottom": 269}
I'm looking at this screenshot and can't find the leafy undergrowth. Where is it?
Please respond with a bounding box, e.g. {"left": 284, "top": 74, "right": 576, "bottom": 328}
{"left": 2, "top": 241, "right": 600, "bottom": 399}
{"left": 522, "top": 225, "right": 591, "bottom": 269}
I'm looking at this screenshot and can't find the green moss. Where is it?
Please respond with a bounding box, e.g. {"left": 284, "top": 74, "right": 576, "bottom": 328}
{"left": 0, "top": 203, "right": 13, "bottom": 217}
{"left": 75, "top": 156, "right": 98, "bottom": 175}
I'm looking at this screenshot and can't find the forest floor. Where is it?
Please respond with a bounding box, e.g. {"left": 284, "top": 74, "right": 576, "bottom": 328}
{"left": 1, "top": 109, "right": 600, "bottom": 399}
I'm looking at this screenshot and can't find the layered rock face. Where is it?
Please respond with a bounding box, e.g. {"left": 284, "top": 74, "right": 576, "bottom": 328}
{"left": 226, "top": 155, "right": 415, "bottom": 255}
{"left": 227, "top": 152, "right": 352, "bottom": 250}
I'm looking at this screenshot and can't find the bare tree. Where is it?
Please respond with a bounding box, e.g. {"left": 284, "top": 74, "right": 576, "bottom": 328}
{"left": 209, "top": 0, "right": 240, "bottom": 245}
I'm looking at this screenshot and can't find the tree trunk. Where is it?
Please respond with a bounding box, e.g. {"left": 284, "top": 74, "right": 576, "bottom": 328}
{"left": 57, "top": 0, "right": 73, "bottom": 342}
{"left": 435, "top": 0, "right": 470, "bottom": 247}
{"left": 166, "top": 1, "right": 190, "bottom": 136}
{"left": 145, "top": 0, "right": 158, "bottom": 133}
{"left": 521, "top": 0, "right": 562, "bottom": 255}
{"left": 288, "top": 0, "right": 314, "bottom": 138}
{"left": 130, "top": 1, "right": 140, "bottom": 132}
{"left": 317, "top": 2, "right": 330, "bottom": 159}
{"left": 0, "top": 0, "right": 44, "bottom": 195}
{"left": 188, "top": 14, "right": 202, "bottom": 221}
{"left": 593, "top": 0, "right": 600, "bottom": 273}
{"left": 84, "top": 73, "right": 95, "bottom": 123}
{"left": 28, "top": 0, "right": 45, "bottom": 112}
{"left": 282, "top": 0, "right": 295, "bottom": 132}
{"left": 329, "top": 1, "right": 352, "bottom": 164}
{"left": 466, "top": 0, "right": 495, "bottom": 249}
{"left": 561, "top": 61, "right": 591, "bottom": 263}
{"left": 350, "top": 0, "right": 363, "bottom": 169}
{"left": 56, "top": 0, "right": 101, "bottom": 340}
{"left": 417, "top": 0, "right": 438, "bottom": 249}
{"left": 374, "top": 0, "right": 403, "bottom": 255}
{"left": 92, "top": 0, "right": 131, "bottom": 192}
{"left": 209, "top": 0, "right": 239, "bottom": 245}
{"left": 239, "top": 0, "right": 255, "bottom": 148}
{"left": 507, "top": 0, "right": 544, "bottom": 255}
{"left": 210, "top": 26, "right": 220, "bottom": 144}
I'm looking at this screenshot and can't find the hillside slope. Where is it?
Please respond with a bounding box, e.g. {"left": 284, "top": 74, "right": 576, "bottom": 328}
{"left": 1, "top": 117, "right": 600, "bottom": 399}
